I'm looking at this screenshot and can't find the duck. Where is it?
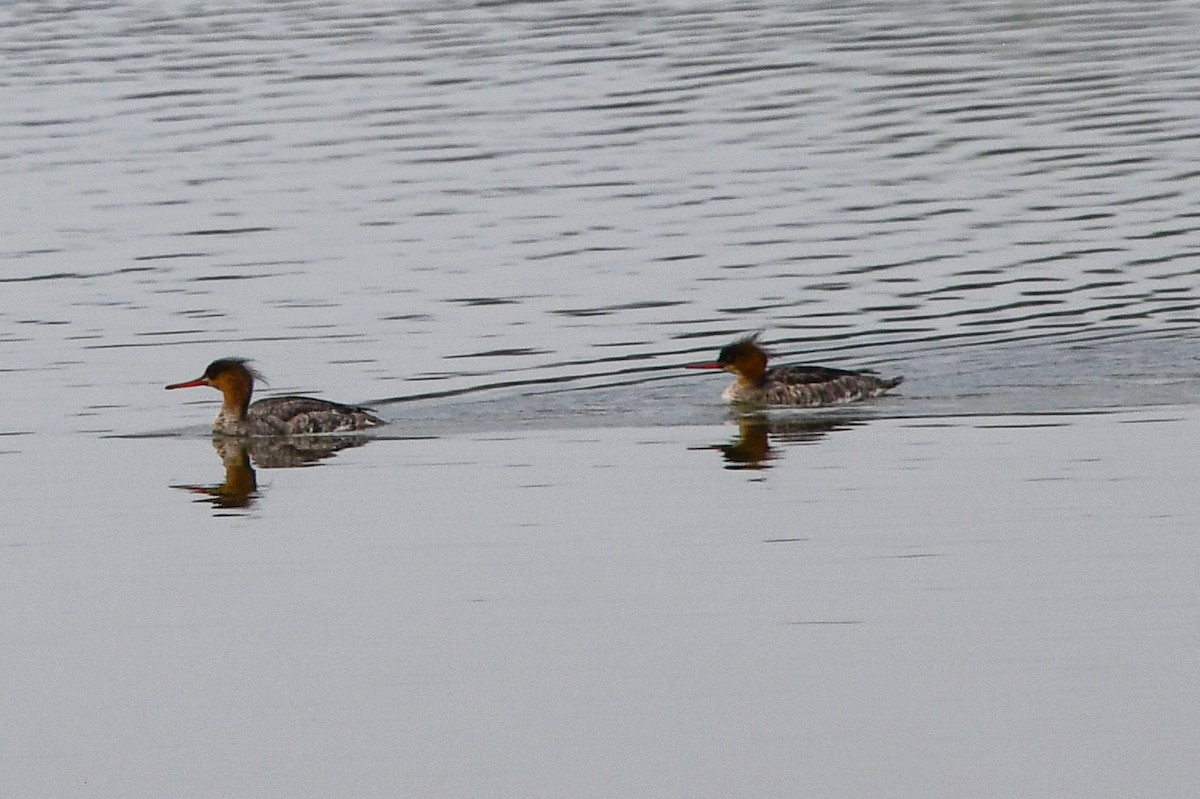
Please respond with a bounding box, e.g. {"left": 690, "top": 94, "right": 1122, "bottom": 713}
{"left": 687, "top": 334, "right": 903, "bottom": 406}
{"left": 166, "top": 358, "right": 384, "bottom": 436}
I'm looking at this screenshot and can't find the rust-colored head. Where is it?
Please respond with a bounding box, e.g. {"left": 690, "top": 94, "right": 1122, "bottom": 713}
{"left": 166, "top": 358, "right": 263, "bottom": 417}
{"left": 686, "top": 334, "right": 770, "bottom": 384}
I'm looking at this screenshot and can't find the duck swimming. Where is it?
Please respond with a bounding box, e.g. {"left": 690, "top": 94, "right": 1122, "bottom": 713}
{"left": 166, "top": 358, "right": 384, "bottom": 436}
{"left": 686, "top": 334, "right": 903, "bottom": 406}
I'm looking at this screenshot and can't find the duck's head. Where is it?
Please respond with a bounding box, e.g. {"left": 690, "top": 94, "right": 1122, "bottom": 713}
{"left": 686, "top": 334, "right": 770, "bottom": 384}
{"left": 166, "top": 358, "right": 263, "bottom": 415}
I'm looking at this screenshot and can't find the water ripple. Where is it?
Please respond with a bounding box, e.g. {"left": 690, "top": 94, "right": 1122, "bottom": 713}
{"left": 3, "top": 0, "right": 1200, "bottom": 433}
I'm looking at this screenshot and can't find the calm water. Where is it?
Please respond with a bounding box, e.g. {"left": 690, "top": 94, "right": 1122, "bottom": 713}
{"left": 3, "top": 1, "right": 1200, "bottom": 796}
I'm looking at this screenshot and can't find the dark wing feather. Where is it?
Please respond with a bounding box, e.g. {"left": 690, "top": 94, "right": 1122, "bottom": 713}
{"left": 765, "top": 364, "right": 878, "bottom": 385}
{"left": 253, "top": 396, "right": 375, "bottom": 415}
{"left": 249, "top": 396, "right": 383, "bottom": 434}
{"left": 753, "top": 365, "right": 903, "bottom": 406}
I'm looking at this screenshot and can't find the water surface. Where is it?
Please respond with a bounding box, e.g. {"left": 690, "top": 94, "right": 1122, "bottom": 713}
{"left": 7, "top": 410, "right": 1200, "bottom": 797}
{"left": 3, "top": 2, "right": 1200, "bottom": 797}
{"left": 3, "top": 0, "right": 1199, "bottom": 435}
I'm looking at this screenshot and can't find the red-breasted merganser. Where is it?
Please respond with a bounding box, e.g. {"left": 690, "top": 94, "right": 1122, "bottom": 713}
{"left": 166, "top": 358, "right": 385, "bottom": 436}
{"left": 686, "top": 334, "right": 903, "bottom": 406}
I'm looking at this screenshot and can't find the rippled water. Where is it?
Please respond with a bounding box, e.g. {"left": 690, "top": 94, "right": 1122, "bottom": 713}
{"left": 4, "top": 2, "right": 1200, "bottom": 796}
{"left": 4, "top": 0, "right": 1200, "bottom": 436}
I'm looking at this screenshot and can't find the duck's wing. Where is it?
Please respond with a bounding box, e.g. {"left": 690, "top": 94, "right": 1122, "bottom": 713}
{"left": 766, "top": 364, "right": 876, "bottom": 385}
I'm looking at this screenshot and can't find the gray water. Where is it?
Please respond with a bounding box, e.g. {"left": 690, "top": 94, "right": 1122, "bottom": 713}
{"left": 3, "top": 2, "right": 1200, "bottom": 797}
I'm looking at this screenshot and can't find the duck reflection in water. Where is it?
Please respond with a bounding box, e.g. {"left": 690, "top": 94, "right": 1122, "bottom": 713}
{"left": 706, "top": 414, "right": 865, "bottom": 470}
{"left": 172, "top": 434, "right": 372, "bottom": 511}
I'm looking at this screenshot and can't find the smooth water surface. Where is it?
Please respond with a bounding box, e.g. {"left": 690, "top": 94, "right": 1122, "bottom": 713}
{"left": 6, "top": 410, "right": 1200, "bottom": 797}
{"left": 3, "top": 2, "right": 1200, "bottom": 796}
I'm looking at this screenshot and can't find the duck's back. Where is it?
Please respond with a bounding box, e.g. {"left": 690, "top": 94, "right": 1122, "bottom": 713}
{"left": 246, "top": 396, "right": 384, "bottom": 435}
{"left": 727, "top": 365, "right": 903, "bottom": 406}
